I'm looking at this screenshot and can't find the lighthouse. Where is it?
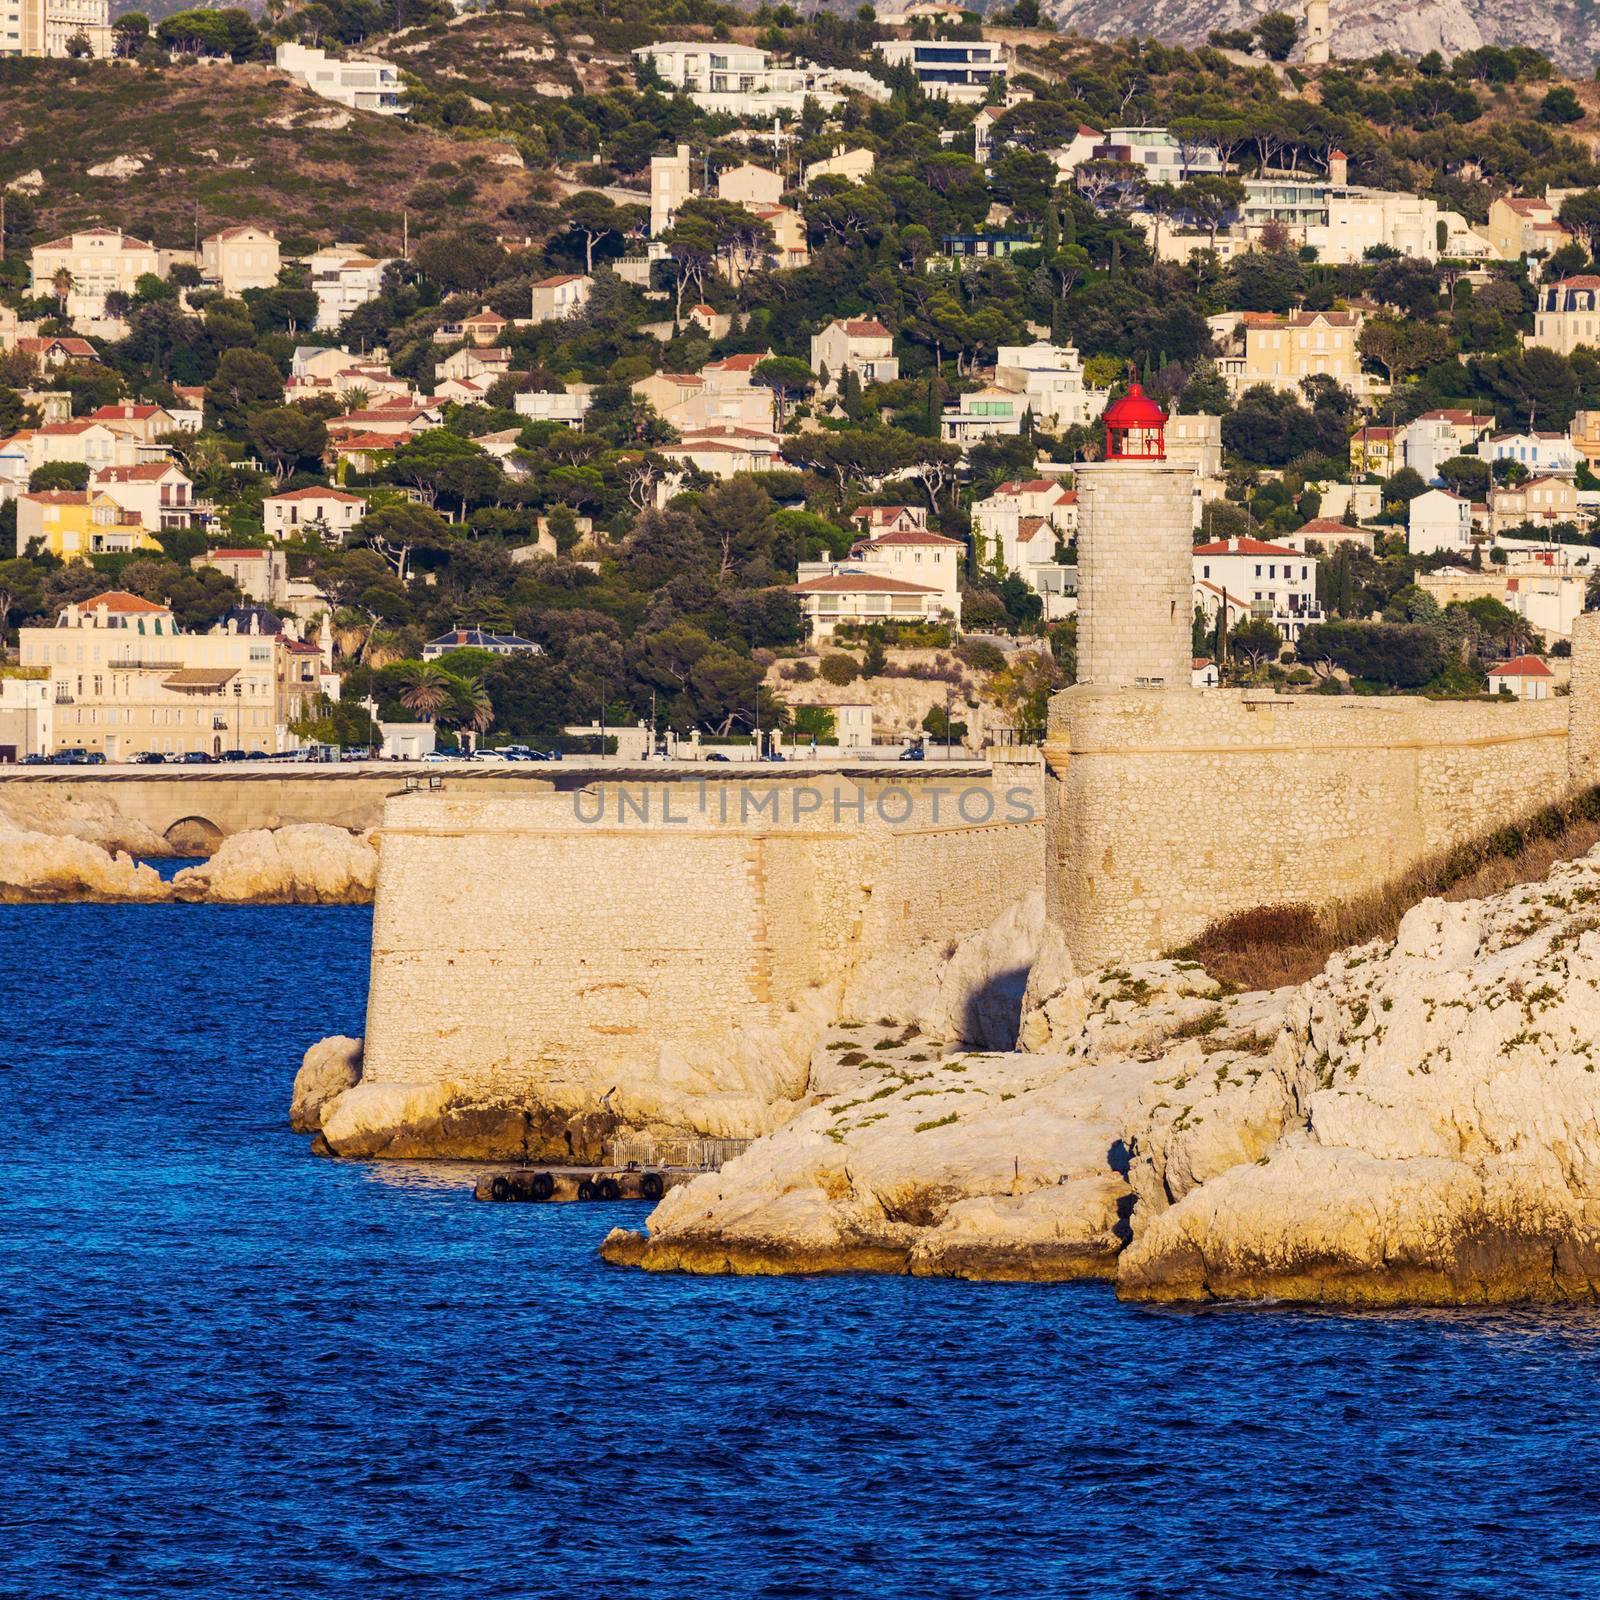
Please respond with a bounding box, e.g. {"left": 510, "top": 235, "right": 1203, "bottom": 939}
{"left": 1072, "top": 383, "right": 1197, "bottom": 690}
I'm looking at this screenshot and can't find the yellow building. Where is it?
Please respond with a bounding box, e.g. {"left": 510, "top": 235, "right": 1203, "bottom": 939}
{"left": 16, "top": 490, "right": 160, "bottom": 561}
{"left": 16, "top": 592, "right": 324, "bottom": 759}
{"left": 1349, "top": 425, "right": 1398, "bottom": 478}
{"left": 1216, "top": 309, "right": 1370, "bottom": 398}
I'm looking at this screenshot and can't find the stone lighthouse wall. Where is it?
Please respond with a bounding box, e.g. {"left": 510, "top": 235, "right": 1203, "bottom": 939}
{"left": 1073, "top": 459, "right": 1197, "bottom": 690}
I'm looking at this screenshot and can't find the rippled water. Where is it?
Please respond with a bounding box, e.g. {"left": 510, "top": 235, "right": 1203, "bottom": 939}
{"left": 5, "top": 905, "right": 1600, "bottom": 1598}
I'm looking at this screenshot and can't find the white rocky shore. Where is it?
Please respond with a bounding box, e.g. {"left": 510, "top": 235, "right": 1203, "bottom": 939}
{"left": 594, "top": 848, "right": 1600, "bottom": 1305}
{"left": 0, "top": 822, "right": 376, "bottom": 904}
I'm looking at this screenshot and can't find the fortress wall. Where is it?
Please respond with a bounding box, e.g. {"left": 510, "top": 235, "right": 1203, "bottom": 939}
{"left": 362, "top": 777, "right": 1042, "bottom": 1102}
{"left": 1046, "top": 687, "right": 1571, "bottom": 970}
{"left": 1570, "top": 611, "right": 1600, "bottom": 788}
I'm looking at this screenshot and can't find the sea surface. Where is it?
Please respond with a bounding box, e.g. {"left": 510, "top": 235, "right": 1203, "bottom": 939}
{"left": 5, "top": 905, "right": 1600, "bottom": 1599}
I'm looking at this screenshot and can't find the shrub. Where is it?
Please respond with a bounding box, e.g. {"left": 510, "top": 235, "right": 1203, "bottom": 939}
{"left": 955, "top": 638, "right": 1006, "bottom": 672}
{"left": 819, "top": 653, "right": 859, "bottom": 685}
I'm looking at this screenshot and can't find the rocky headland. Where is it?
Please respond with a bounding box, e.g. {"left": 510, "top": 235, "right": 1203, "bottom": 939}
{"left": 594, "top": 848, "right": 1600, "bottom": 1306}
{"left": 0, "top": 821, "right": 376, "bottom": 905}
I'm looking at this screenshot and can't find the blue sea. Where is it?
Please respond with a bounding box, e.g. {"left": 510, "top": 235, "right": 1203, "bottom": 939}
{"left": 4, "top": 904, "right": 1600, "bottom": 1599}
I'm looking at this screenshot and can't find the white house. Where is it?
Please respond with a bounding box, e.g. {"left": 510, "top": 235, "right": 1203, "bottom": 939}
{"left": 528, "top": 273, "right": 594, "bottom": 323}
{"left": 788, "top": 570, "right": 952, "bottom": 639}
{"left": 1408, "top": 488, "right": 1475, "bottom": 556}
{"left": 1192, "top": 536, "right": 1322, "bottom": 642}
{"left": 1401, "top": 409, "right": 1494, "bottom": 483}
{"left": 973, "top": 478, "right": 1076, "bottom": 573}
{"left": 90, "top": 463, "right": 202, "bottom": 532}
{"left": 1485, "top": 431, "right": 1578, "bottom": 478}
{"left": 1486, "top": 654, "right": 1554, "bottom": 700}
{"left": 1094, "top": 126, "right": 1224, "bottom": 187}
{"left": 308, "top": 247, "right": 395, "bottom": 331}
{"left": 262, "top": 486, "right": 368, "bottom": 543}
{"left": 514, "top": 386, "right": 593, "bottom": 429}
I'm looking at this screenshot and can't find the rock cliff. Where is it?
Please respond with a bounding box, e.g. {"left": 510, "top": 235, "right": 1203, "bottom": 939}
{"left": 1046, "top": 0, "right": 1595, "bottom": 73}
{"left": 0, "top": 788, "right": 170, "bottom": 857}
{"left": 0, "top": 824, "right": 169, "bottom": 902}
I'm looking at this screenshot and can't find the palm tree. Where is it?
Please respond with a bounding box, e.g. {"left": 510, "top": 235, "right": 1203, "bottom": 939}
{"left": 398, "top": 661, "right": 452, "bottom": 720}
{"left": 450, "top": 675, "right": 495, "bottom": 737}
{"left": 342, "top": 385, "right": 371, "bottom": 414}
{"left": 51, "top": 268, "right": 73, "bottom": 318}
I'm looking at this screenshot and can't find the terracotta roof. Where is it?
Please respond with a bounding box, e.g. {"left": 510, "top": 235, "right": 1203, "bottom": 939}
{"left": 333, "top": 431, "right": 407, "bottom": 451}
{"left": 1240, "top": 310, "right": 1359, "bottom": 328}
{"left": 1549, "top": 274, "right": 1600, "bottom": 289}
{"left": 164, "top": 667, "right": 239, "bottom": 688}
{"left": 266, "top": 486, "right": 365, "bottom": 502}
{"left": 858, "top": 528, "right": 962, "bottom": 548}
{"left": 704, "top": 352, "right": 767, "bottom": 373}
{"left": 16, "top": 336, "right": 97, "bottom": 358}
{"left": 206, "top": 225, "right": 276, "bottom": 242}
{"left": 837, "top": 318, "right": 891, "bottom": 338}
{"left": 852, "top": 504, "right": 921, "bottom": 521}
{"left": 93, "top": 464, "right": 184, "bottom": 482}
{"left": 1192, "top": 537, "right": 1306, "bottom": 558}
{"left": 208, "top": 548, "right": 272, "bottom": 559}
{"left": 36, "top": 227, "right": 152, "bottom": 250}
{"left": 1490, "top": 655, "right": 1554, "bottom": 678}
{"left": 89, "top": 404, "right": 167, "bottom": 421}
{"left": 25, "top": 490, "right": 92, "bottom": 504}
{"left": 993, "top": 479, "right": 1060, "bottom": 496}
{"left": 83, "top": 590, "right": 168, "bottom": 614}
{"left": 1297, "top": 518, "right": 1369, "bottom": 534}
{"left": 535, "top": 273, "right": 587, "bottom": 287}
{"left": 789, "top": 572, "right": 939, "bottom": 595}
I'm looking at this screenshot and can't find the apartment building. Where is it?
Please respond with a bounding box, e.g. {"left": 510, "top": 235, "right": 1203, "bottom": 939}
{"left": 308, "top": 246, "right": 396, "bottom": 330}
{"left": 16, "top": 592, "right": 320, "bottom": 759}
{"left": 1192, "top": 536, "right": 1323, "bottom": 642}
{"left": 0, "top": 0, "right": 112, "bottom": 59}
{"left": 1211, "top": 309, "right": 1370, "bottom": 397}
{"left": 15, "top": 490, "right": 158, "bottom": 560}
{"left": 992, "top": 341, "right": 1099, "bottom": 430}
{"left": 873, "top": 38, "right": 1007, "bottom": 104}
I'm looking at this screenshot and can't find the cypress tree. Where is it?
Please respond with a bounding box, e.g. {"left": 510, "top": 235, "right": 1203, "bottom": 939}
{"left": 1061, "top": 202, "right": 1077, "bottom": 249}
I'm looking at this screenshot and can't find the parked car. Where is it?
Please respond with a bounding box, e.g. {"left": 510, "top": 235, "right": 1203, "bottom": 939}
{"left": 704, "top": 752, "right": 731, "bottom": 762}
{"left": 898, "top": 745, "right": 926, "bottom": 762}
{"left": 179, "top": 751, "right": 214, "bottom": 764}
{"left": 21, "top": 753, "right": 50, "bottom": 765}
{"left": 131, "top": 751, "right": 166, "bottom": 765}
{"left": 51, "top": 748, "right": 101, "bottom": 765}
{"left": 220, "top": 749, "right": 250, "bottom": 762}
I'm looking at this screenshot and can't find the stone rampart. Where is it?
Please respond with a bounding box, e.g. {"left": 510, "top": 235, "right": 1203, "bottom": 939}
{"left": 1045, "top": 686, "right": 1572, "bottom": 968}
{"left": 361, "top": 773, "right": 1045, "bottom": 1125}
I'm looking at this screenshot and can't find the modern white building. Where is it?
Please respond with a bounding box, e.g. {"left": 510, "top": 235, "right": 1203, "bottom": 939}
{"left": 634, "top": 42, "right": 887, "bottom": 116}
{"left": 276, "top": 42, "right": 407, "bottom": 116}
{"left": 941, "top": 386, "right": 1024, "bottom": 445}
{"left": 873, "top": 38, "right": 1007, "bottom": 104}
{"left": 1401, "top": 409, "right": 1494, "bottom": 484}
{"left": 1094, "top": 126, "right": 1224, "bottom": 187}
{"left": 992, "top": 341, "right": 1099, "bottom": 431}
{"left": 514, "top": 386, "right": 594, "bottom": 429}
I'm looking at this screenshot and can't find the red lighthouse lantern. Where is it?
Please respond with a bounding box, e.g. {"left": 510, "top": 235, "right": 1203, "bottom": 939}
{"left": 1103, "top": 381, "right": 1167, "bottom": 461}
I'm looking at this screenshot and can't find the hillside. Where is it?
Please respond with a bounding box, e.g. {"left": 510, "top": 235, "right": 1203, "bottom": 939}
{"left": 0, "top": 57, "right": 544, "bottom": 253}
{"left": 1046, "top": 0, "right": 1600, "bottom": 75}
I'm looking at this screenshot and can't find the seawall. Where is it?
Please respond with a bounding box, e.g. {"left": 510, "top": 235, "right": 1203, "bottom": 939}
{"left": 1045, "top": 687, "right": 1572, "bottom": 969}
{"left": 355, "top": 768, "right": 1044, "bottom": 1143}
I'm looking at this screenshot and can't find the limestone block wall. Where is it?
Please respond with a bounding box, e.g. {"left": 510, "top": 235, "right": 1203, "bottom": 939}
{"left": 1571, "top": 610, "right": 1600, "bottom": 788}
{"left": 362, "top": 777, "right": 1044, "bottom": 1102}
{"left": 1045, "top": 686, "right": 1571, "bottom": 969}
{"left": 1074, "top": 459, "right": 1196, "bottom": 690}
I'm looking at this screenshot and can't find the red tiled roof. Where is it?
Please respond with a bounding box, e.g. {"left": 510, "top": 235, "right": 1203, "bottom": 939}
{"left": 16, "top": 336, "right": 97, "bottom": 358}
{"left": 535, "top": 273, "right": 587, "bottom": 287}
{"left": 25, "top": 490, "right": 91, "bottom": 504}
{"left": 89, "top": 404, "right": 167, "bottom": 421}
{"left": 1490, "top": 655, "right": 1554, "bottom": 678}
{"left": 839, "top": 318, "right": 891, "bottom": 337}
{"left": 82, "top": 590, "right": 167, "bottom": 613}
{"left": 704, "top": 352, "right": 767, "bottom": 372}
{"left": 208, "top": 548, "right": 272, "bottom": 559}
{"left": 266, "top": 486, "right": 365, "bottom": 502}
{"left": 1192, "top": 537, "right": 1306, "bottom": 558}
{"left": 93, "top": 464, "right": 184, "bottom": 482}
{"left": 858, "top": 528, "right": 962, "bottom": 547}
{"left": 1240, "top": 310, "right": 1359, "bottom": 328}
{"left": 1297, "top": 518, "right": 1369, "bottom": 534}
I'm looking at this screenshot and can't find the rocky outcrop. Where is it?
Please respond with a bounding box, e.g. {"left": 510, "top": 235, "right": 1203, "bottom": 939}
{"left": 171, "top": 824, "right": 377, "bottom": 904}
{"left": 0, "top": 825, "right": 168, "bottom": 902}
{"left": 600, "top": 962, "right": 1266, "bottom": 1278}
{"left": 0, "top": 821, "right": 375, "bottom": 904}
{"left": 1118, "top": 857, "right": 1600, "bottom": 1305}
{"left": 0, "top": 789, "right": 169, "bottom": 857}
{"left": 290, "top": 1035, "right": 364, "bottom": 1133}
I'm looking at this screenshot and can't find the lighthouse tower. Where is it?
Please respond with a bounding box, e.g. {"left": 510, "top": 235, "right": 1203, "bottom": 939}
{"left": 1304, "top": 0, "right": 1331, "bottom": 64}
{"left": 1072, "top": 384, "right": 1197, "bottom": 691}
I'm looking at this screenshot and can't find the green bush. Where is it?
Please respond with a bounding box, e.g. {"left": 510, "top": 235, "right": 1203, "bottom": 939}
{"left": 819, "top": 653, "right": 860, "bottom": 686}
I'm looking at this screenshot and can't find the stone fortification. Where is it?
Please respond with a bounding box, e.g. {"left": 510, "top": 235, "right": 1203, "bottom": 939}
{"left": 340, "top": 771, "right": 1045, "bottom": 1156}
{"left": 1046, "top": 686, "right": 1571, "bottom": 969}
{"left": 1072, "top": 458, "right": 1195, "bottom": 690}
{"left": 1569, "top": 610, "right": 1600, "bottom": 788}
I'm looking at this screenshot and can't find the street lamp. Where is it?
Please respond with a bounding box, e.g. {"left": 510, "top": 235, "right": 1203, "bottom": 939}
{"left": 233, "top": 679, "right": 243, "bottom": 754}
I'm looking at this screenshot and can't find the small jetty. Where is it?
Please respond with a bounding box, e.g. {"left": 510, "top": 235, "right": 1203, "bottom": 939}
{"left": 473, "top": 1136, "right": 749, "bottom": 1204}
